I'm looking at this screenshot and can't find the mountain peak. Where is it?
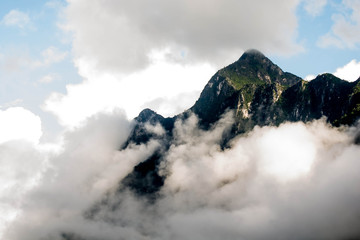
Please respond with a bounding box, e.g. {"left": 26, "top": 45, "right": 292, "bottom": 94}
{"left": 315, "top": 73, "right": 341, "bottom": 81}
{"left": 240, "top": 49, "right": 266, "bottom": 60}
{"left": 237, "top": 49, "right": 274, "bottom": 68}
{"left": 135, "top": 108, "right": 163, "bottom": 123}
{"left": 190, "top": 50, "right": 301, "bottom": 126}
{"left": 217, "top": 49, "right": 301, "bottom": 90}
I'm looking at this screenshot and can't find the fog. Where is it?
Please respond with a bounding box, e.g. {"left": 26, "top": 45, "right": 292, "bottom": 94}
{"left": 1, "top": 110, "right": 360, "bottom": 240}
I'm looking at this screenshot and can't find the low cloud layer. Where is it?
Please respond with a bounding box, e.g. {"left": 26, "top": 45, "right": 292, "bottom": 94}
{"left": 2, "top": 110, "right": 360, "bottom": 240}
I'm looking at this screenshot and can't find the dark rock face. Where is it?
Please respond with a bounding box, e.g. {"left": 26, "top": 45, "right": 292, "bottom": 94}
{"left": 117, "top": 50, "right": 360, "bottom": 199}
{"left": 280, "top": 74, "right": 358, "bottom": 125}
{"left": 191, "top": 49, "right": 301, "bottom": 128}
{"left": 118, "top": 109, "right": 175, "bottom": 197}
{"left": 121, "top": 108, "right": 175, "bottom": 148}
{"left": 121, "top": 150, "right": 165, "bottom": 197}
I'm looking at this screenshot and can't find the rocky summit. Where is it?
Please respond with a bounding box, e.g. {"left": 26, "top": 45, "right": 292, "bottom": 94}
{"left": 117, "top": 49, "right": 360, "bottom": 198}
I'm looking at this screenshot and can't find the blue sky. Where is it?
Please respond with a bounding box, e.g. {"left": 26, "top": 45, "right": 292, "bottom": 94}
{"left": 0, "top": 0, "right": 78, "bottom": 138}
{"left": 273, "top": 0, "right": 360, "bottom": 78}
{"left": 0, "top": 0, "right": 360, "bottom": 142}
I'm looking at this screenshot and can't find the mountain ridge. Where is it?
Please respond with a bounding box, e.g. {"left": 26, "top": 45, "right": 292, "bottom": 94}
{"left": 118, "top": 49, "right": 360, "bottom": 198}
{"left": 126, "top": 50, "right": 359, "bottom": 145}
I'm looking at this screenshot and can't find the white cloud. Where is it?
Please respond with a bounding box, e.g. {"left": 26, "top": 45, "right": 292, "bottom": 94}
{"left": 44, "top": 0, "right": 306, "bottom": 128}
{"left": 0, "top": 52, "right": 30, "bottom": 73}
{"left": 43, "top": 54, "right": 214, "bottom": 127}
{"left": 256, "top": 123, "right": 317, "bottom": 181}
{"left": 305, "top": 58, "right": 360, "bottom": 82}
{"left": 0, "top": 107, "right": 44, "bottom": 238}
{"left": 0, "top": 107, "right": 42, "bottom": 144}
{"left": 33, "top": 46, "right": 68, "bottom": 67}
{"left": 38, "top": 73, "right": 58, "bottom": 84}
{"left": 1, "top": 112, "right": 136, "bottom": 239}
{"left": 0, "top": 46, "right": 67, "bottom": 74}
{"left": 304, "top": 74, "right": 316, "bottom": 81}
{"left": 1, "top": 10, "right": 30, "bottom": 29}
{"left": 42, "top": 46, "right": 68, "bottom": 65}
{"left": 38, "top": 74, "right": 54, "bottom": 84}
{"left": 45, "top": 0, "right": 64, "bottom": 9}
{"left": 0, "top": 99, "right": 23, "bottom": 108}
{"left": 333, "top": 59, "right": 360, "bottom": 81}
{"left": 318, "top": 0, "right": 360, "bottom": 48}
{"left": 318, "top": 32, "right": 345, "bottom": 48}
{"left": 303, "top": 0, "right": 328, "bottom": 16}
{"left": 45, "top": 0, "right": 305, "bottom": 128}
{"left": 64, "top": 0, "right": 303, "bottom": 74}
{"left": 0, "top": 141, "right": 45, "bottom": 240}
{"left": 3, "top": 114, "right": 360, "bottom": 240}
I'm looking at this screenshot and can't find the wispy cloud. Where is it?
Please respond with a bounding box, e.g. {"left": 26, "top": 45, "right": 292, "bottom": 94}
{"left": 318, "top": 0, "right": 360, "bottom": 49}
{"left": 33, "top": 46, "right": 68, "bottom": 67}
{"left": 0, "top": 99, "right": 23, "bottom": 109}
{"left": 38, "top": 73, "right": 59, "bottom": 84}
{"left": 303, "top": 0, "right": 328, "bottom": 16}
{"left": 1, "top": 10, "right": 30, "bottom": 29}
{"left": 0, "top": 46, "right": 67, "bottom": 74}
{"left": 45, "top": 0, "right": 65, "bottom": 9}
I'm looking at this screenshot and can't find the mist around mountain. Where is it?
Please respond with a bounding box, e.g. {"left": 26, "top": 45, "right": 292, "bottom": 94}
{"left": 125, "top": 50, "right": 360, "bottom": 151}
{"left": 4, "top": 50, "right": 360, "bottom": 240}
{"left": 115, "top": 49, "right": 360, "bottom": 198}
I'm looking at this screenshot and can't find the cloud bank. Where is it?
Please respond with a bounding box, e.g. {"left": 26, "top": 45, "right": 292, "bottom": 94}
{"left": 43, "top": 0, "right": 305, "bottom": 127}
{"left": 2, "top": 111, "right": 360, "bottom": 240}
{"left": 1, "top": 10, "right": 30, "bottom": 29}
{"left": 64, "top": 0, "right": 302, "bottom": 73}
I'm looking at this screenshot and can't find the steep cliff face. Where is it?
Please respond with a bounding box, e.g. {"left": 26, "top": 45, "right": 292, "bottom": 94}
{"left": 280, "top": 74, "right": 359, "bottom": 125}
{"left": 118, "top": 50, "right": 360, "bottom": 198}
{"left": 191, "top": 49, "right": 301, "bottom": 129}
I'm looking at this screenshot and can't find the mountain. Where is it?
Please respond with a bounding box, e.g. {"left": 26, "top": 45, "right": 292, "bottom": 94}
{"left": 117, "top": 49, "right": 360, "bottom": 198}
{"left": 191, "top": 49, "right": 301, "bottom": 132}
{"left": 61, "top": 50, "right": 360, "bottom": 240}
